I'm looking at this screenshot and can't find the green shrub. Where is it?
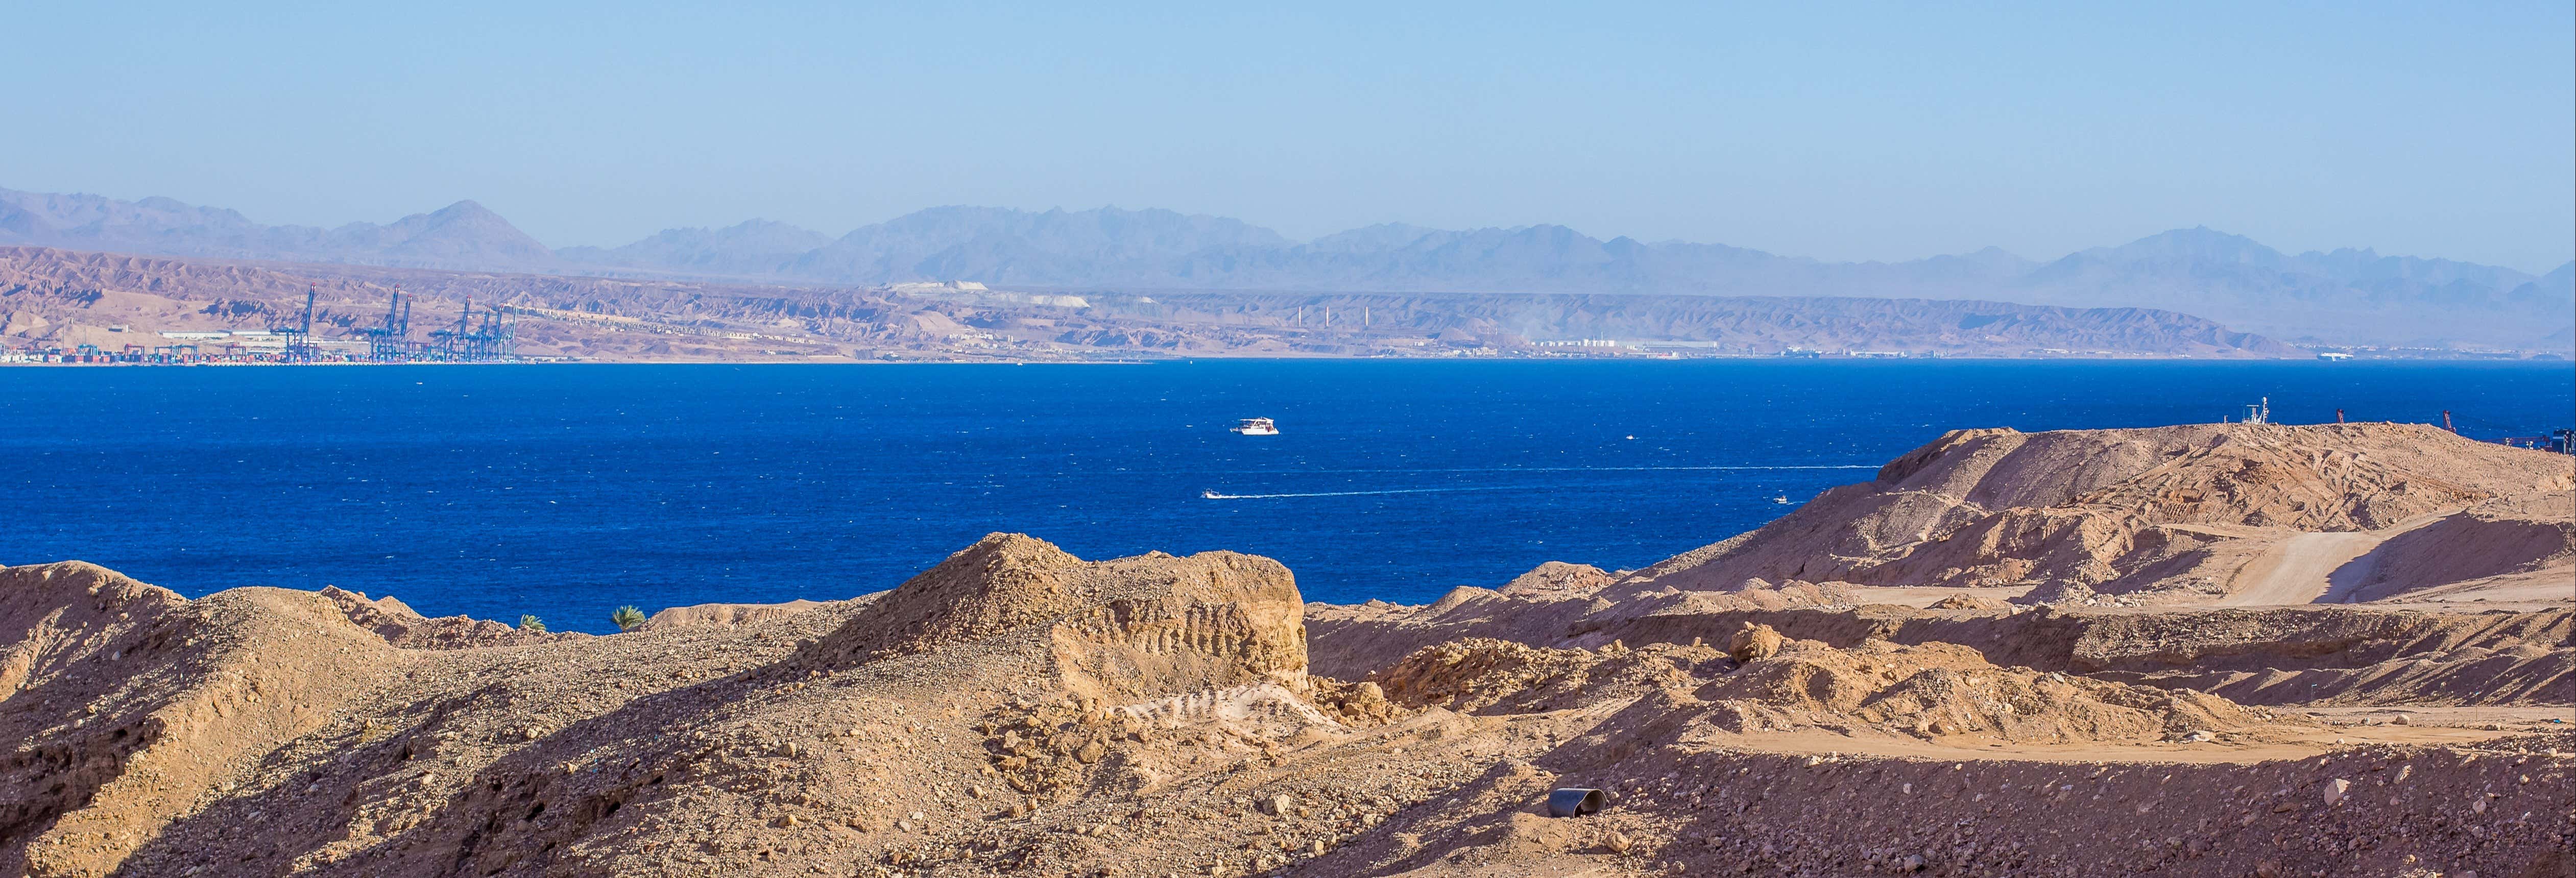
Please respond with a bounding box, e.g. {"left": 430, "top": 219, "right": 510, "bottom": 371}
{"left": 611, "top": 605, "right": 648, "bottom": 632}
{"left": 518, "top": 614, "right": 547, "bottom": 633}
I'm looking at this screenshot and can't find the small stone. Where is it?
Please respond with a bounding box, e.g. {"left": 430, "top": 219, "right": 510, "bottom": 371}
{"left": 2182, "top": 729, "right": 2215, "bottom": 743}
{"left": 2388, "top": 714, "right": 2409, "bottom": 725}
{"left": 1605, "top": 832, "right": 1633, "bottom": 854}
{"left": 2323, "top": 778, "right": 2350, "bottom": 807}
{"left": 1901, "top": 853, "right": 1926, "bottom": 872}
{"left": 1308, "top": 840, "right": 1326, "bottom": 856}
{"left": 1259, "top": 794, "right": 1293, "bottom": 815}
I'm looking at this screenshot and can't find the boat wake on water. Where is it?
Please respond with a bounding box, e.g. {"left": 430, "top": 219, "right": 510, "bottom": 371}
{"left": 1200, "top": 486, "right": 1524, "bottom": 500}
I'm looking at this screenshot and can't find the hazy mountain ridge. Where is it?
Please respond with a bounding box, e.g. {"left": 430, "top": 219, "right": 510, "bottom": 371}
{"left": 555, "top": 219, "right": 833, "bottom": 276}
{"left": 3, "top": 187, "right": 2566, "bottom": 351}
{"left": 2011, "top": 229, "right": 2570, "bottom": 350}
{"left": 0, "top": 188, "right": 559, "bottom": 272}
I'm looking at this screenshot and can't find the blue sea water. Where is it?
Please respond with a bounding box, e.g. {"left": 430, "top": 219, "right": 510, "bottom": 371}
{"left": 2, "top": 359, "right": 2568, "bottom": 632}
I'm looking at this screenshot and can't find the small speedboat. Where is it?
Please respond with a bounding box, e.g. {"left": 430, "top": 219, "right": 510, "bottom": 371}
{"left": 1232, "top": 417, "right": 1279, "bottom": 435}
{"left": 1772, "top": 494, "right": 1790, "bottom": 504}
{"left": 1202, "top": 490, "right": 1224, "bottom": 499}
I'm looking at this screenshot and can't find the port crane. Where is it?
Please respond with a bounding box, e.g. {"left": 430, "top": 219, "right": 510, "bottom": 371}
{"left": 427, "top": 297, "right": 517, "bottom": 362}
{"left": 358, "top": 284, "right": 416, "bottom": 360}
{"left": 272, "top": 284, "right": 318, "bottom": 363}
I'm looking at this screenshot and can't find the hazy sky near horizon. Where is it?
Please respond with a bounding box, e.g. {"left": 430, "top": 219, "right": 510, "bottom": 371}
{"left": 9, "top": 2, "right": 2571, "bottom": 271}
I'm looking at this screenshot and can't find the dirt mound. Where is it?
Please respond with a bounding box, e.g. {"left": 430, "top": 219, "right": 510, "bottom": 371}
{"left": 1698, "top": 639, "right": 2292, "bottom": 744}
{"left": 1612, "top": 423, "right": 2573, "bottom": 602}
{"left": 1494, "top": 562, "right": 1615, "bottom": 599}
{"left": 1928, "top": 593, "right": 2013, "bottom": 610}
{"left": 2335, "top": 494, "right": 2574, "bottom": 602}
{"left": 1368, "top": 631, "right": 2297, "bottom": 746}
{"left": 1303, "top": 576, "right": 1864, "bottom": 680}
{"left": 0, "top": 566, "right": 402, "bottom": 877}
{"left": 812, "top": 533, "right": 1090, "bottom": 658}
{"left": 638, "top": 599, "right": 832, "bottom": 631}
{"left": 1318, "top": 598, "right": 2572, "bottom": 717}
{"left": 1725, "top": 621, "right": 1784, "bottom": 660}
{"left": 806, "top": 533, "right": 1309, "bottom": 705}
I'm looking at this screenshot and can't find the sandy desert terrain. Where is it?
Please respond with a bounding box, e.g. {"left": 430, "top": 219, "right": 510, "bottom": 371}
{"left": 1, "top": 422, "right": 2568, "bottom": 877}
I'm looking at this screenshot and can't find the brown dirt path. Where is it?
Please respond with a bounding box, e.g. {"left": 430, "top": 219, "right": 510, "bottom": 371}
{"left": 2221, "top": 531, "right": 2383, "bottom": 605}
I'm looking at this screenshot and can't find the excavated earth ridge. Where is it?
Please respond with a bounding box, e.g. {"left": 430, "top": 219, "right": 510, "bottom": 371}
{"left": 0, "top": 422, "right": 2568, "bottom": 877}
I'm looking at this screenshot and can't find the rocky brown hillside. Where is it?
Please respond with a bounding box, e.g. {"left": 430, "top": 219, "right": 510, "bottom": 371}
{"left": 1, "top": 423, "right": 2570, "bottom": 877}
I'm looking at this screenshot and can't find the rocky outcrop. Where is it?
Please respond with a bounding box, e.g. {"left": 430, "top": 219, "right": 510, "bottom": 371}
{"left": 807, "top": 533, "right": 1309, "bottom": 705}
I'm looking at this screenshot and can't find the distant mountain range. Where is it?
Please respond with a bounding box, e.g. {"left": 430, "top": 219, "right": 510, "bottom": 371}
{"left": 0, "top": 245, "right": 2312, "bottom": 361}
{"left": 4, "top": 186, "right": 2567, "bottom": 351}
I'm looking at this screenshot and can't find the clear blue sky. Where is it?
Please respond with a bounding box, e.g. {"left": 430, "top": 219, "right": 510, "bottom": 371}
{"left": 10, "top": 2, "right": 2571, "bottom": 270}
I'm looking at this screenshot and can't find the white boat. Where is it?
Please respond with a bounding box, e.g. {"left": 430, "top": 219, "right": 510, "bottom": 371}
{"left": 1232, "top": 417, "right": 1279, "bottom": 435}
{"left": 1202, "top": 490, "right": 1224, "bottom": 499}
{"left": 1772, "top": 494, "right": 1790, "bottom": 504}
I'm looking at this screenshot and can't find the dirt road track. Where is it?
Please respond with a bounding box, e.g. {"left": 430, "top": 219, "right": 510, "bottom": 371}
{"left": 2220, "top": 531, "right": 2382, "bottom": 605}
